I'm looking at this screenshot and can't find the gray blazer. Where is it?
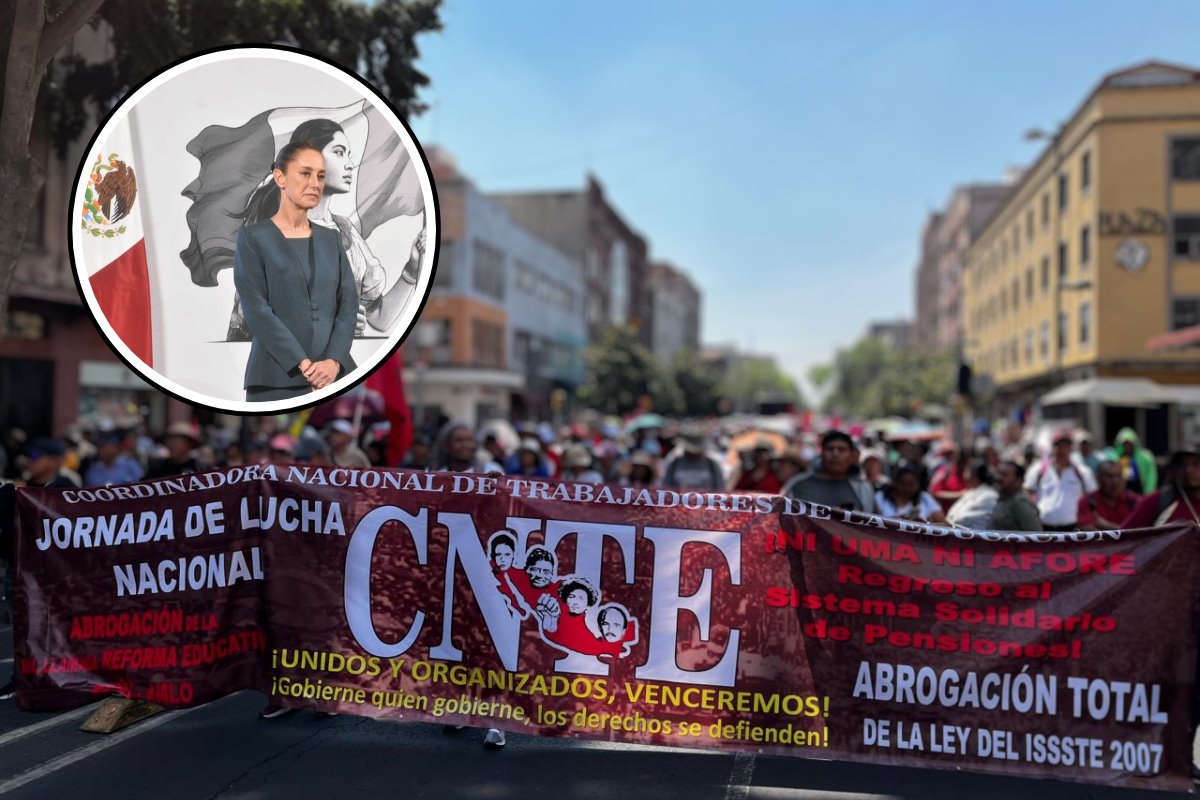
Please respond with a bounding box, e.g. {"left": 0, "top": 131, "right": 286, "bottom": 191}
{"left": 233, "top": 220, "right": 358, "bottom": 390}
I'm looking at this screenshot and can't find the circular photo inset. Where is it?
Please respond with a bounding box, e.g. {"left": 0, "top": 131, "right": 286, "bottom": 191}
{"left": 70, "top": 46, "right": 438, "bottom": 414}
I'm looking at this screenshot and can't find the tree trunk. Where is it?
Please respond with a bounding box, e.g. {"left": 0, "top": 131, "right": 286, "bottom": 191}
{"left": 0, "top": 152, "right": 43, "bottom": 336}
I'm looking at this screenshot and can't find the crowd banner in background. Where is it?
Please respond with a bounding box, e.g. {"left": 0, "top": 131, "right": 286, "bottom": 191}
{"left": 14, "top": 467, "right": 1200, "bottom": 791}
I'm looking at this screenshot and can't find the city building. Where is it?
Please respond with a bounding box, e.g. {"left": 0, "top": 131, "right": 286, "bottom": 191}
{"left": 914, "top": 182, "right": 1016, "bottom": 353}
{"left": 1, "top": 24, "right": 182, "bottom": 438}
{"left": 493, "top": 176, "right": 651, "bottom": 348}
{"left": 962, "top": 61, "right": 1200, "bottom": 450}
{"left": 646, "top": 260, "right": 701, "bottom": 362}
{"left": 913, "top": 212, "right": 943, "bottom": 352}
{"left": 405, "top": 150, "right": 585, "bottom": 427}
{"left": 866, "top": 320, "right": 914, "bottom": 350}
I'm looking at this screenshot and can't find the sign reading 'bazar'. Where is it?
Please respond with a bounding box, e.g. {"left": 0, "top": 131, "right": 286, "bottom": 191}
{"left": 14, "top": 467, "right": 1200, "bottom": 791}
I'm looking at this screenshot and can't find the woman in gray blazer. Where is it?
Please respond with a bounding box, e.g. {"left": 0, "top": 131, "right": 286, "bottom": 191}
{"left": 234, "top": 141, "right": 359, "bottom": 402}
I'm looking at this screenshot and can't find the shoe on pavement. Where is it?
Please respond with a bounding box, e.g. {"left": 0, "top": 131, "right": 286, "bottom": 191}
{"left": 483, "top": 728, "right": 506, "bottom": 749}
{"left": 0, "top": 681, "right": 15, "bottom": 701}
{"left": 259, "top": 704, "right": 295, "bottom": 720}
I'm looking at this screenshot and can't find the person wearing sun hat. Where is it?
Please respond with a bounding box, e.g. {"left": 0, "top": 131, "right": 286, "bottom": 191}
{"left": 146, "top": 422, "right": 202, "bottom": 479}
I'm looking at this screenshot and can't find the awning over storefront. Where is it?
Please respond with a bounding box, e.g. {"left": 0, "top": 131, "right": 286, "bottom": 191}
{"left": 1038, "top": 378, "right": 1181, "bottom": 407}
{"left": 1146, "top": 324, "right": 1200, "bottom": 352}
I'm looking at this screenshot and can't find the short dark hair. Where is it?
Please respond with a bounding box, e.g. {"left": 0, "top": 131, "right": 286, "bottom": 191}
{"left": 489, "top": 532, "right": 516, "bottom": 556}
{"left": 525, "top": 546, "right": 555, "bottom": 571}
{"left": 1096, "top": 460, "right": 1123, "bottom": 478}
{"left": 968, "top": 459, "right": 992, "bottom": 486}
{"left": 1000, "top": 460, "right": 1026, "bottom": 480}
{"left": 597, "top": 605, "right": 629, "bottom": 627}
{"left": 558, "top": 577, "right": 598, "bottom": 607}
{"left": 821, "top": 430, "right": 855, "bottom": 450}
{"left": 1168, "top": 450, "right": 1200, "bottom": 471}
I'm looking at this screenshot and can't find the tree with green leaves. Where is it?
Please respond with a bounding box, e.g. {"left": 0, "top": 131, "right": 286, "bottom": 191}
{"left": 0, "top": 0, "right": 441, "bottom": 332}
{"left": 717, "top": 356, "right": 803, "bottom": 414}
{"left": 813, "top": 337, "right": 956, "bottom": 419}
{"left": 578, "top": 326, "right": 684, "bottom": 417}
{"left": 670, "top": 348, "right": 720, "bottom": 418}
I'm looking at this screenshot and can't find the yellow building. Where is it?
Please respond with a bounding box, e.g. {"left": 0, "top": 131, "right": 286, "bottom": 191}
{"left": 963, "top": 61, "right": 1200, "bottom": 448}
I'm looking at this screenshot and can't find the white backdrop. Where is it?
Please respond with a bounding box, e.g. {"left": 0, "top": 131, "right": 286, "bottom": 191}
{"left": 75, "top": 51, "right": 431, "bottom": 411}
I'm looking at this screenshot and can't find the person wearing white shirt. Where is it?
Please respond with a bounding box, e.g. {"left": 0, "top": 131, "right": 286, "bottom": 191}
{"left": 1024, "top": 430, "right": 1097, "bottom": 530}
{"left": 875, "top": 465, "right": 946, "bottom": 523}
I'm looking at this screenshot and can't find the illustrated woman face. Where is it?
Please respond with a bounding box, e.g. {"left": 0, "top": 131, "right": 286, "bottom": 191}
{"left": 274, "top": 149, "right": 325, "bottom": 210}
{"left": 321, "top": 131, "right": 355, "bottom": 195}
{"left": 491, "top": 542, "right": 514, "bottom": 571}
{"left": 565, "top": 589, "right": 589, "bottom": 615}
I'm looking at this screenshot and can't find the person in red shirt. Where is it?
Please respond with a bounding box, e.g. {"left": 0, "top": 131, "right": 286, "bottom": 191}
{"left": 733, "top": 441, "right": 782, "bottom": 493}
{"left": 487, "top": 530, "right": 524, "bottom": 617}
{"left": 1121, "top": 449, "right": 1200, "bottom": 529}
{"left": 1077, "top": 461, "right": 1140, "bottom": 530}
{"left": 539, "top": 577, "right": 608, "bottom": 655}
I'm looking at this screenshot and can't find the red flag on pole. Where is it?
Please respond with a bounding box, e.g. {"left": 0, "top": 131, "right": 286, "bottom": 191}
{"left": 365, "top": 351, "right": 413, "bottom": 466}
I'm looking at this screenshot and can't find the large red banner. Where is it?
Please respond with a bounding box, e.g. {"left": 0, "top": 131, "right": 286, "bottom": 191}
{"left": 13, "top": 466, "right": 1200, "bottom": 791}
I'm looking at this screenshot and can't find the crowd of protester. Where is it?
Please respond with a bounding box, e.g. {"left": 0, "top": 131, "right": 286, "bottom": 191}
{"left": 4, "top": 411, "right": 1195, "bottom": 538}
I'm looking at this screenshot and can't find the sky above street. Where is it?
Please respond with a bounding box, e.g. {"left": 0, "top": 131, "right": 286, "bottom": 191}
{"left": 409, "top": 0, "right": 1200, "bottom": 397}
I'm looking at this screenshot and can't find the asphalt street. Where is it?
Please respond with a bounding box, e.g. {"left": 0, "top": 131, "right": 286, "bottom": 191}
{"left": 0, "top": 626, "right": 1190, "bottom": 800}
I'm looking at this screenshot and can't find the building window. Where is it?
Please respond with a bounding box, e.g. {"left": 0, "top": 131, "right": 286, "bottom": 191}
{"left": 1026, "top": 209, "right": 1034, "bottom": 242}
{"left": 1025, "top": 267, "right": 1033, "bottom": 302}
{"left": 1080, "top": 224, "right": 1091, "bottom": 268}
{"left": 434, "top": 241, "right": 455, "bottom": 289}
{"left": 1024, "top": 329, "right": 1033, "bottom": 364}
{"left": 1080, "top": 151, "right": 1091, "bottom": 192}
{"left": 515, "top": 260, "right": 537, "bottom": 293}
{"left": 472, "top": 240, "right": 506, "bottom": 300}
{"left": 1057, "top": 241, "right": 1068, "bottom": 282}
{"left": 1011, "top": 278, "right": 1020, "bottom": 310}
{"left": 1041, "top": 257, "right": 1050, "bottom": 292}
{"left": 1172, "top": 298, "right": 1200, "bottom": 330}
{"left": 1079, "top": 301, "right": 1092, "bottom": 346}
{"left": 1041, "top": 192, "right": 1050, "bottom": 228}
{"left": 1174, "top": 216, "right": 1200, "bottom": 259}
{"left": 1058, "top": 171, "right": 1068, "bottom": 211}
{"left": 1172, "top": 138, "right": 1200, "bottom": 181}
{"left": 471, "top": 319, "right": 504, "bottom": 368}
{"left": 1011, "top": 337, "right": 1018, "bottom": 367}
{"left": 1013, "top": 226, "right": 1020, "bottom": 255}
{"left": 1058, "top": 310, "right": 1068, "bottom": 354}
{"left": 1040, "top": 322, "right": 1049, "bottom": 360}
{"left": 1000, "top": 240, "right": 1007, "bottom": 264}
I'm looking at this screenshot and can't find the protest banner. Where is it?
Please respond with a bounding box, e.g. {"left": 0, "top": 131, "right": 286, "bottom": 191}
{"left": 13, "top": 466, "right": 1200, "bottom": 791}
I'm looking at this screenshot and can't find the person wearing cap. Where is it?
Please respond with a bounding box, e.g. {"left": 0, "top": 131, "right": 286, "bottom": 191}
{"left": 1023, "top": 430, "right": 1097, "bottom": 531}
{"left": 857, "top": 448, "right": 888, "bottom": 492}
{"left": 268, "top": 434, "right": 296, "bottom": 466}
{"left": 324, "top": 420, "right": 371, "bottom": 469}
{"left": 505, "top": 438, "right": 551, "bottom": 478}
{"left": 84, "top": 431, "right": 143, "bottom": 488}
{"left": 662, "top": 432, "right": 725, "bottom": 491}
{"left": 732, "top": 440, "right": 782, "bottom": 493}
{"left": 559, "top": 445, "right": 604, "bottom": 484}
{"left": 146, "top": 423, "right": 202, "bottom": 479}
{"left": 1074, "top": 430, "right": 1101, "bottom": 474}
{"left": 783, "top": 431, "right": 875, "bottom": 513}
{"left": 294, "top": 435, "right": 331, "bottom": 466}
